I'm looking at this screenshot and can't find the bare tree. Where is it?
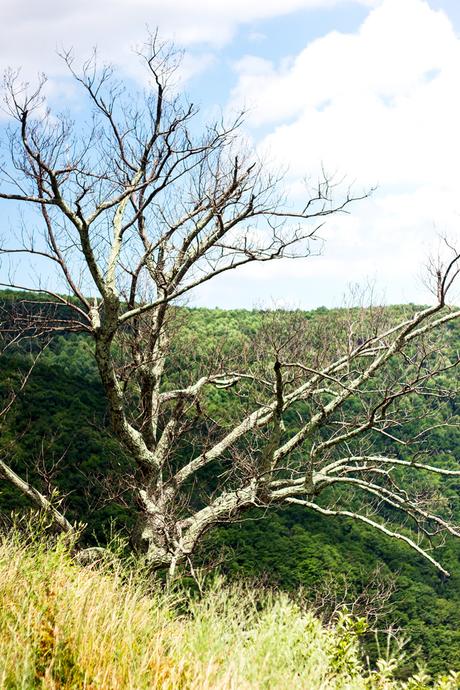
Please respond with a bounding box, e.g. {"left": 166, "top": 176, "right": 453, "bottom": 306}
{"left": 1, "top": 36, "right": 460, "bottom": 575}
{"left": 311, "top": 564, "right": 396, "bottom": 630}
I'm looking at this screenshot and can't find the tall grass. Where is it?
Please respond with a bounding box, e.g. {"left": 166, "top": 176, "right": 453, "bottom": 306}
{"left": 0, "top": 531, "right": 458, "bottom": 689}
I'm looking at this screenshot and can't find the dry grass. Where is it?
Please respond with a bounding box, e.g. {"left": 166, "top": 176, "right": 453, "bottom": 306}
{"left": 0, "top": 531, "right": 458, "bottom": 689}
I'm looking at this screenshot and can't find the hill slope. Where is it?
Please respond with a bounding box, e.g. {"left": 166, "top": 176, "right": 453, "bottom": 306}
{"left": 1, "top": 301, "right": 460, "bottom": 674}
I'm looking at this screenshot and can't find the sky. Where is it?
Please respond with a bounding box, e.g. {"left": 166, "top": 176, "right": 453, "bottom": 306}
{"left": 1, "top": 0, "right": 460, "bottom": 310}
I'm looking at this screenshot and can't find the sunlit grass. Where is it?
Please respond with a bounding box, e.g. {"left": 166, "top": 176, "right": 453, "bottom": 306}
{"left": 0, "top": 530, "right": 458, "bottom": 689}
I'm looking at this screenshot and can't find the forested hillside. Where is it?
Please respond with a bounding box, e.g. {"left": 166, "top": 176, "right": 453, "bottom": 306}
{"left": 1, "top": 297, "right": 460, "bottom": 675}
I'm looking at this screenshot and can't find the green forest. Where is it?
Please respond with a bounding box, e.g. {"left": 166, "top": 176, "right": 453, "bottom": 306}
{"left": 1, "top": 293, "right": 460, "bottom": 678}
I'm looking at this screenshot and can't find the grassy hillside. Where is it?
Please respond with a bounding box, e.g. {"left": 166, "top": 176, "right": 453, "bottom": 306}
{"left": 0, "top": 530, "right": 458, "bottom": 690}
{"left": 1, "top": 298, "right": 460, "bottom": 675}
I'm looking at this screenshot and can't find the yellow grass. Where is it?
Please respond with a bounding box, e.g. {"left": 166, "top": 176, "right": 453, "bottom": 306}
{"left": 0, "top": 531, "right": 457, "bottom": 689}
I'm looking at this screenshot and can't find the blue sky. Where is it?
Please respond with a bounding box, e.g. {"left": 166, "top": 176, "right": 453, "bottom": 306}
{"left": 1, "top": 0, "right": 460, "bottom": 309}
{"left": 185, "top": 3, "right": 372, "bottom": 104}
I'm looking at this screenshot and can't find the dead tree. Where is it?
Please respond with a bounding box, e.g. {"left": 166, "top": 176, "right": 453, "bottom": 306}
{"left": 1, "top": 36, "right": 460, "bottom": 574}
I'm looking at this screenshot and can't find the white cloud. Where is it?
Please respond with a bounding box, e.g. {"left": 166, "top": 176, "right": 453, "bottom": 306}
{"left": 223, "top": 0, "right": 460, "bottom": 306}
{"left": 0, "top": 0, "right": 377, "bottom": 86}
